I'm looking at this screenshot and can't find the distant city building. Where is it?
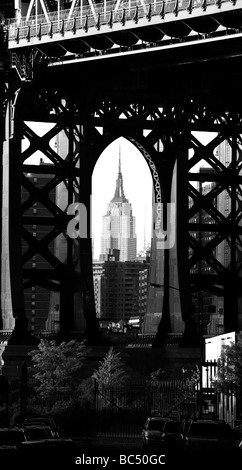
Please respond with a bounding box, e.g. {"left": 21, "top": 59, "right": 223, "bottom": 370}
{"left": 94, "top": 149, "right": 150, "bottom": 327}
{"left": 136, "top": 244, "right": 151, "bottom": 262}
{"left": 100, "top": 150, "right": 137, "bottom": 262}
{"left": 93, "top": 246, "right": 150, "bottom": 325}
{"left": 93, "top": 260, "right": 105, "bottom": 318}
{"left": 45, "top": 303, "right": 60, "bottom": 332}
{"left": 100, "top": 260, "right": 149, "bottom": 325}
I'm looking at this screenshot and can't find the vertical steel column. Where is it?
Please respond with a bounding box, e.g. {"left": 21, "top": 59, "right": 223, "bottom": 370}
{"left": 177, "top": 127, "right": 198, "bottom": 347}
{"left": 152, "top": 130, "right": 178, "bottom": 346}
{"left": 8, "top": 86, "right": 33, "bottom": 343}
{"left": 0, "top": 24, "right": 8, "bottom": 330}
{"left": 78, "top": 124, "right": 98, "bottom": 343}
{"left": 59, "top": 97, "right": 75, "bottom": 340}
{"left": 224, "top": 130, "right": 238, "bottom": 333}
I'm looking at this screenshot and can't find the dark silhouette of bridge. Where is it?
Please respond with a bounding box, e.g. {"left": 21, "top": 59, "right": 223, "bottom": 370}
{"left": 1, "top": 0, "right": 242, "bottom": 350}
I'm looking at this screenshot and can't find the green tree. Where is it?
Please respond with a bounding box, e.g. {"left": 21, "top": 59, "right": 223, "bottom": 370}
{"left": 92, "top": 346, "right": 127, "bottom": 387}
{"left": 214, "top": 341, "right": 242, "bottom": 393}
{"left": 28, "top": 339, "right": 87, "bottom": 404}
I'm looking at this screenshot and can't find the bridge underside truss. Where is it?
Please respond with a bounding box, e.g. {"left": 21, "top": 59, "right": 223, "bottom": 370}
{"left": 6, "top": 55, "right": 242, "bottom": 345}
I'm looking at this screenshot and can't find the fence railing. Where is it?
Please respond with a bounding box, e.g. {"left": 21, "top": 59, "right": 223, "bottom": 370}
{"left": 6, "top": 0, "right": 237, "bottom": 44}
{"left": 95, "top": 380, "right": 197, "bottom": 435}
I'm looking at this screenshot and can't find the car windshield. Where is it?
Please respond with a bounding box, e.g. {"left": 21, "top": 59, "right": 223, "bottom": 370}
{"left": 24, "top": 427, "right": 51, "bottom": 439}
{"left": 147, "top": 420, "right": 166, "bottom": 431}
{"left": 164, "top": 422, "right": 181, "bottom": 433}
{"left": 189, "top": 423, "right": 232, "bottom": 438}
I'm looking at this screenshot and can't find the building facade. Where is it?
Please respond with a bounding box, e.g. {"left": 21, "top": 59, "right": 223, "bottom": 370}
{"left": 93, "top": 260, "right": 104, "bottom": 318}
{"left": 100, "top": 153, "right": 137, "bottom": 262}
{"left": 100, "top": 260, "right": 149, "bottom": 325}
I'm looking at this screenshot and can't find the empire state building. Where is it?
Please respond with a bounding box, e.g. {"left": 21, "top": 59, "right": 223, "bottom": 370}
{"left": 100, "top": 151, "right": 137, "bottom": 261}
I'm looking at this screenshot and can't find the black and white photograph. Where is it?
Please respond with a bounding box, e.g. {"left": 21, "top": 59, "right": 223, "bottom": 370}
{"left": 0, "top": 0, "right": 242, "bottom": 468}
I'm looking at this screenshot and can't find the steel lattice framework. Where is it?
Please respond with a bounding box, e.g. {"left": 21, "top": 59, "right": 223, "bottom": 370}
{"left": 5, "top": 61, "right": 242, "bottom": 343}
{"left": 2, "top": 0, "right": 242, "bottom": 344}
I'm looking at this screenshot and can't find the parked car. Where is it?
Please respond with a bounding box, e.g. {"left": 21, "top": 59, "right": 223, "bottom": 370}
{"left": 21, "top": 424, "right": 54, "bottom": 440}
{"left": 180, "top": 419, "right": 238, "bottom": 452}
{"left": 142, "top": 416, "right": 167, "bottom": 450}
{"left": 21, "top": 417, "right": 61, "bottom": 438}
{"left": 0, "top": 427, "right": 28, "bottom": 449}
{"left": 160, "top": 419, "right": 184, "bottom": 451}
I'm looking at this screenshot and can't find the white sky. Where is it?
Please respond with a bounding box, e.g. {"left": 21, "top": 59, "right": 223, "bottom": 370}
{"left": 92, "top": 137, "right": 153, "bottom": 260}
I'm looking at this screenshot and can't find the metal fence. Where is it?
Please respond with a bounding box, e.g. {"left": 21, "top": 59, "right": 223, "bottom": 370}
{"left": 2, "top": 360, "right": 242, "bottom": 432}
{"left": 95, "top": 380, "right": 197, "bottom": 435}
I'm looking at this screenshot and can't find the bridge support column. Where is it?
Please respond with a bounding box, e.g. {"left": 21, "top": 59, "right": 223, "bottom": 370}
{"left": 78, "top": 135, "right": 98, "bottom": 343}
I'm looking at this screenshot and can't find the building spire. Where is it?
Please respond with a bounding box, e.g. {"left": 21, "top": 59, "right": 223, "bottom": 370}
{"left": 119, "top": 143, "right": 121, "bottom": 175}
{"left": 111, "top": 144, "right": 128, "bottom": 202}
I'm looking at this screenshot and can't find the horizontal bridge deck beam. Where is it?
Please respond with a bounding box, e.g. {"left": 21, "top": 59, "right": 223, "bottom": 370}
{"left": 7, "top": 0, "right": 242, "bottom": 49}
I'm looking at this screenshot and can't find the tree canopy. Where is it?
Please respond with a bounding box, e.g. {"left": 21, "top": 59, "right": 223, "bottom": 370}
{"left": 214, "top": 341, "right": 242, "bottom": 393}
{"left": 92, "top": 346, "right": 128, "bottom": 387}
{"left": 28, "top": 339, "right": 87, "bottom": 403}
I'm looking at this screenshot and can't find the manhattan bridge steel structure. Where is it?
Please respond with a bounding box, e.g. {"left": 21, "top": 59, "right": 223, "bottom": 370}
{"left": 1, "top": 0, "right": 242, "bottom": 346}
